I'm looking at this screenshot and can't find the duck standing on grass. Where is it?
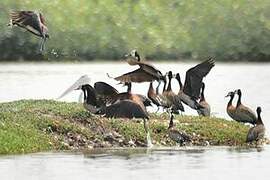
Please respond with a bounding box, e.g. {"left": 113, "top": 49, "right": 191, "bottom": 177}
{"left": 147, "top": 82, "right": 162, "bottom": 112}
{"left": 163, "top": 71, "right": 185, "bottom": 114}
{"left": 168, "top": 114, "right": 191, "bottom": 145}
{"left": 197, "top": 82, "right": 210, "bottom": 116}
{"left": 225, "top": 91, "right": 237, "bottom": 120}
{"left": 234, "top": 89, "right": 256, "bottom": 125}
{"left": 246, "top": 107, "right": 265, "bottom": 143}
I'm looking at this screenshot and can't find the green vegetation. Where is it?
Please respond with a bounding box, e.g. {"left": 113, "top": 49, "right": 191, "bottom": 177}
{"left": 0, "top": 0, "right": 270, "bottom": 61}
{"left": 0, "top": 99, "right": 251, "bottom": 155}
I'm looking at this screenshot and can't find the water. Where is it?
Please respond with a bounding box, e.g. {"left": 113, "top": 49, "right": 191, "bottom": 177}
{"left": 0, "top": 147, "right": 269, "bottom": 180}
{"left": 0, "top": 62, "right": 269, "bottom": 124}
{"left": 0, "top": 62, "right": 270, "bottom": 179}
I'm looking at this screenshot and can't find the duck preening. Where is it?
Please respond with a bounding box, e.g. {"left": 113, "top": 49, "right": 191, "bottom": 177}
{"left": 8, "top": 10, "right": 49, "bottom": 52}
{"left": 112, "top": 50, "right": 165, "bottom": 83}
{"left": 168, "top": 114, "right": 191, "bottom": 145}
{"left": 225, "top": 91, "right": 237, "bottom": 120}
{"left": 197, "top": 83, "right": 211, "bottom": 116}
{"left": 234, "top": 89, "right": 256, "bottom": 125}
{"left": 246, "top": 107, "right": 265, "bottom": 143}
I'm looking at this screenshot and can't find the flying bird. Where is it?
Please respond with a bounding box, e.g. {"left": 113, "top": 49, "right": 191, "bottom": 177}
{"left": 111, "top": 50, "right": 165, "bottom": 83}
{"left": 8, "top": 10, "right": 49, "bottom": 52}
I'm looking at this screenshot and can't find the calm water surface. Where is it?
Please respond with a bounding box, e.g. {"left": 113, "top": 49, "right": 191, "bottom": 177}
{"left": 0, "top": 147, "right": 269, "bottom": 180}
{"left": 0, "top": 62, "right": 269, "bottom": 179}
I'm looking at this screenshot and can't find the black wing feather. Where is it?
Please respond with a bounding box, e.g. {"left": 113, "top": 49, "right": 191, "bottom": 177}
{"left": 104, "top": 100, "right": 148, "bottom": 119}
{"left": 10, "top": 11, "right": 42, "bottom": 37}
{"left": 183, "top": 58, "right": 215, "bottom": 99}
{"left": 94, "top": 81, "right": 119, "bottom": 96}
{"left": 114, "top": 68, "right": 157, "bottom": 83}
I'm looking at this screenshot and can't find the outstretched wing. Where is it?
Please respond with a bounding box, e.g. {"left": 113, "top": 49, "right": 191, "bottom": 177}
{"left": 138, "top": 62, "right": 164, "bottom": 80}
{"left": 57, "top": 75, "right": 91, "bottom": 99}
{"left": 10, "top": 10, "right": 42, "bottom": 37}
{"left": 183, "top": 58, "right": 215, "bottom": 99}
{"left": 114, "top": 68, "right": 157, "bottom": 83}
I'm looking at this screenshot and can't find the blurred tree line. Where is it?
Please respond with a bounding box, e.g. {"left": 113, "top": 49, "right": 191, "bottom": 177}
{"left": 0, "top": 0, "right": 270, "bottom": 61}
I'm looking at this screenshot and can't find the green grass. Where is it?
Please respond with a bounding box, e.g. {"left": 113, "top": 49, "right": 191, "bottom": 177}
{"left": 0, "top": 99, "right": 250, "bottom": 155}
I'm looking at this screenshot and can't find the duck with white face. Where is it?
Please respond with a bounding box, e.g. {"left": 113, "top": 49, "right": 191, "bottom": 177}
{"left": 112, "top": 49, "right": 165, "bottom": 84}
{"left": 124, "top": 49, "right": 141, "bottom": 65}
{"left": 225, "top": 91, "right": 237, "bottom": 120}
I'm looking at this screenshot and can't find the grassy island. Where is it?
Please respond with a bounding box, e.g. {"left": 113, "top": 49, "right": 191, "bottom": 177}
{"left": 0, "top": 100, "right": 252, "bottom": 155}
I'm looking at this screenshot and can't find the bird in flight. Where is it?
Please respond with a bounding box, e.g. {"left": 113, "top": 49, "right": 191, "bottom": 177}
{"left": 8, "top": 10, "right": 49, "bottom": 52}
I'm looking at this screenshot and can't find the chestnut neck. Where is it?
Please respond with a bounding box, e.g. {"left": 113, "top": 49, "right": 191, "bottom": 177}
{"left": 227, "top": 94, "right": 234, "bottom": 108}
{"left": 148, "top": 82, "right": 154, "bottom": 94}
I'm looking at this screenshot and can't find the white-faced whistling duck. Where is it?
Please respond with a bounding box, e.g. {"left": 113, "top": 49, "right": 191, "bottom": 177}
{"left": 168, "top": 114, "right": 191, "bottom": 145}
{"left": 175, "top": 73, "right": 203, "bottom": 110}
{"left": 113, "top": 50, "right": 165, "bottom": 83}
{"left": 163, "top": 71, "right": 184, "bottom": 114}
{"left": 197, "top": 83, "right": 211, "bottom": 116}
{"left": 246, "top": 107, "right": 265, "bottom": 143}
{"left": 234, "top": 89, "right": 256, "bottom": 125}
{"left": 155, "top": 75, "right": 171, "bottom": 110}
{"left": 8, "top": 10, "right": 49, "bottom": 51}
{"left": 225, "top": 91, "right": 237, "bottom": 120}
{"left": 174, "top": 58, "right": 214, "bottom": 110}
{"left": 147, "top": 82, "right": 162, "bottom": 111}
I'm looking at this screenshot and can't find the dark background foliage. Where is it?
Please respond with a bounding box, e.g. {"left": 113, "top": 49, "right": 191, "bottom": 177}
{"left": 1, "top": 0, "right": 270, "bottom": 61}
